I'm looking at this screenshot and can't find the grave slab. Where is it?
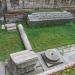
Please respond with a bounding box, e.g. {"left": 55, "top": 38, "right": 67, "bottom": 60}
{"left": 28, "top": 11, "right": 74, "bottom": 26}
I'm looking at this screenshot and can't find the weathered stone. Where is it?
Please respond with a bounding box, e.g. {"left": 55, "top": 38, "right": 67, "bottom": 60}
{"left": 41, "top": 49, "right": 64, "bottom": 67}
{"left": 0, "top": 62, "right": 5, "bottom": 75}
{"left": 5, "top": 23, "right": 16, "bottom": 28}
{"left": 5, "top": 23, "right": 17, "bottom": 31}
{"left": 5, "top": 44, "right": 75, "bottom": 75}
{"left": 37, "top": 50, "right": 75, "bottom": 75}
{"left": 7, "top": 50, "right": 38, "bottom": 75}
{"left": 1, "top": 25, "right": 5, "bottom": 30}
{"left": 18, "top": 24, "right": 32, "bottom": 50}
{"left": 28, "top": 11, "right": 74, "bottom": 26}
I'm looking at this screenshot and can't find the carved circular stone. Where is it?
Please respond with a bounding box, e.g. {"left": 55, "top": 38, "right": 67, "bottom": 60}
{"left": 45, "top": 49, "right": 60, "bottom": 61}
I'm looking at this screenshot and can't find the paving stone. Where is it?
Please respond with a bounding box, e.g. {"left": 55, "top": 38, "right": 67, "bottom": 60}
{"left": 0, "top": 62, "right": 5, "bottom": 75}
{"left": 5, "top": 23, "right": 16, "bottom": 28}
{"left": 5, "top": 44, "right": 75, "bottom": 75}
{"left": 5, "top": 23, "right": 17, "bottom": 31}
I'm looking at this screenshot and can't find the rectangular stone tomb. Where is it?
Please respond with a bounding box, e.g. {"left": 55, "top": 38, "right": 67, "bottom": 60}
{"left": 28, "top": 11, "right": 74, "bottom": 26}
{"left": 7, "top": 50, "right": 38, "bottom": 75}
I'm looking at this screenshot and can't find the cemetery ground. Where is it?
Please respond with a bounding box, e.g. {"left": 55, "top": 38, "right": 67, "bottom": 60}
{"left": 0, "top": 21, "right": 75, "bottom": 75}
{"left": 25, "top": 21, "right": 75, "bottom": 52}
{"left": 0, "top": 21, "right": 75, "bottom": 61}
{"left": 0, "top": 27, "right": 24, "bottom": 60}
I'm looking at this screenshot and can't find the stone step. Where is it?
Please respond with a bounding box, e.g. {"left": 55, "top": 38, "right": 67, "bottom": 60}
{"left": 5, "top": 23, "right": 16, "bottom": 28}
{"left": 6, "top": 27, "right": 16, "bottom": 31}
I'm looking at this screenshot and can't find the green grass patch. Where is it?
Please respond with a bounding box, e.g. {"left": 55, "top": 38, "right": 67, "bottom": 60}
{"left": 0, "top": 29, "right": 24, "bottom": 61}
{"left": 25, "top": 21, "right": 75, "bottom": 52}
{"left": 0, "top": 21, "right": 75, "bottom": 60}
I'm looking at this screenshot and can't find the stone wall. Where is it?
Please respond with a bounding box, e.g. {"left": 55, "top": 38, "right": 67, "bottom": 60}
{"left": 5, "top": 0, "right": 75, "bottom": 11}
{"left": 5, "top": 12, "right": 26, "bottom": 23}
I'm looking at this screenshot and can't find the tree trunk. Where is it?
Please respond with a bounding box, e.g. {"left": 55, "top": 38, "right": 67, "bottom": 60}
{"left": 3, "top": 0, "right": 7, "bottom": 24}
{"left": 54, "top": 0, "right": 57, "bottom": 8}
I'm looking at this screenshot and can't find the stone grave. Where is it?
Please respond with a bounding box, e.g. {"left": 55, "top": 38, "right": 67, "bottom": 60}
{"left": 28, "top": 11, "right": 74, "bottom": 26}
{"left": 6, "top": 50, "right": 38, "bottom": 75}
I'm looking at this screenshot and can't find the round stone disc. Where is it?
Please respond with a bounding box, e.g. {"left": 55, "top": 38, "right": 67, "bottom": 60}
{"left": 45, "top": 49, "right": 59, "bottom": 61}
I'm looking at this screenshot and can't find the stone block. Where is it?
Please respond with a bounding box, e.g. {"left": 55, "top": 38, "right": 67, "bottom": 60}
{"left": 5, "top": 23, "right": 17, "bottom": 31}
{"left": 6, "top": 27, "right": 16, "bottom": 31}
{"left": 5, "top": 23, "right": 16, "bottom": 28}
{"left": 28, "top": 11, "right": 74, "bottom": 26}
{"left": 7, "top": 50, "right": 38, "bottom": 75}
